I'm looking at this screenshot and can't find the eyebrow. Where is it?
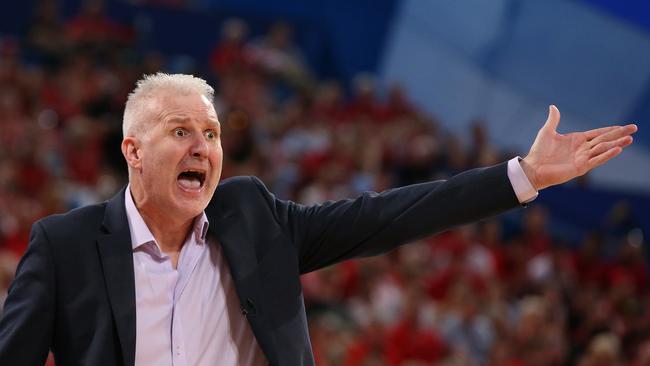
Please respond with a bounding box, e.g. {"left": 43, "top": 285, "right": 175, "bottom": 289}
{"left": 166, "top": 117, "right": 220, "bottom": 127}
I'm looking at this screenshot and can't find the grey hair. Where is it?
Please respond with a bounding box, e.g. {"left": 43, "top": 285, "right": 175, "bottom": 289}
{"left": 122, "top": 73, "right": 215, "bottom": 138}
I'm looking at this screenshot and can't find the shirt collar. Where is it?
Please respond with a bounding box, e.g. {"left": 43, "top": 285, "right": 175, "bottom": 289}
{"left": 194, "top": 211, "right": 210, "bottom": 244}
{"left": 124, "top": 184, "right": 210, "bottom": 251}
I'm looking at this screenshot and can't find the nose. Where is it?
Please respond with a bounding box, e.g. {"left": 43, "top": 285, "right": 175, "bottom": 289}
{"left": 189, "top": 133, "right": 209, "bottom": 159}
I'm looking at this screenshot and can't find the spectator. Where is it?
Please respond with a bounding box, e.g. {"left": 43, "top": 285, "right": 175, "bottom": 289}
{"left": 0, "top": 5, "right": 647, "bottom": 365}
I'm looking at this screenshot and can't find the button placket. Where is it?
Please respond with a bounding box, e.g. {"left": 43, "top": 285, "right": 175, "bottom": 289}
{"left": 170, "top": 303, "right": 188, "bottom": 366}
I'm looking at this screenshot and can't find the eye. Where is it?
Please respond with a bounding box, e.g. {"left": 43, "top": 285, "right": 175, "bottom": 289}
{"left": 174, "top": 128, "right": 187, "bottom": 137}
{"left": 205, "top": 130, "right": 218, "bottom": 140}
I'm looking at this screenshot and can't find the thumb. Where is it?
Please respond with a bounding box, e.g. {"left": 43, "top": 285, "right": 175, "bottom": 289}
{"left": 544, "top": 105, "right": 561, "bottom": 132}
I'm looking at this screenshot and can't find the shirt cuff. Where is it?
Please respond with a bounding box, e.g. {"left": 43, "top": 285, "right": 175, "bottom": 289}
{"left": 507, "top": 157, "right": 538, "bottom": 204}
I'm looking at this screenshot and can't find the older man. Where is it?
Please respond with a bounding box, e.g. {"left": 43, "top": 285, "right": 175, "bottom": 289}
{"left": 0, "top": 73, "right": 637, "bottom": 366}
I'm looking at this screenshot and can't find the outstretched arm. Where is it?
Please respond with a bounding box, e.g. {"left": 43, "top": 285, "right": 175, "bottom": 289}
{"left": 520, "top": 105, "right": 637, "bottom": 190}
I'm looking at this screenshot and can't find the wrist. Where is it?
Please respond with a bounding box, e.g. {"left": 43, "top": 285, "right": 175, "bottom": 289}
{"left": 520, "top": 156, "right": 541, "bottom": 191}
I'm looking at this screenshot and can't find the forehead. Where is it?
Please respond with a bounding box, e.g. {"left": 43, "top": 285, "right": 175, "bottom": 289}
{"left": 148, "top": 91, "right": 219, "bottom": 124}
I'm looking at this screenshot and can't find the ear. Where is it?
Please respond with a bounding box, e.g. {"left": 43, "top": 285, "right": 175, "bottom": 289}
{"left": 121, "top": 137, "right": 142, "bottom": 170}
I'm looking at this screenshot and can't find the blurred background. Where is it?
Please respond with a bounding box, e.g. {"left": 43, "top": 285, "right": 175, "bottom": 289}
{"left": 1, "top": 0, "right": 649, "bottom": 365}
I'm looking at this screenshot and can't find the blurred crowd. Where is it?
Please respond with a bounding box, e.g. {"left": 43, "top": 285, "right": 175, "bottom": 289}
{"left": 0, "top": 1, "right": 648, "bottom": 365}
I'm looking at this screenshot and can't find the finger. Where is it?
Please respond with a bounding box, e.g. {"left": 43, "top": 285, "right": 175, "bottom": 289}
{"left": 589, "top": 124, "right": 637, "bottom": 146}
{"left": 588, "top": 146, "right": 622, "bottom": 169}
{"left": 584, "top": 126, "right": 619, "bottom": 140}
{"left": 589, "top": 135, "right": 633, "bottom": 157}
{"left": 544, "top": 105, "right": 561, "bottom": 132}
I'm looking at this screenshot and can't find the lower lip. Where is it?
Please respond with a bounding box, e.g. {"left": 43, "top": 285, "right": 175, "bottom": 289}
{"left": 176, "top": 180, "right": 205, "bottom": 194}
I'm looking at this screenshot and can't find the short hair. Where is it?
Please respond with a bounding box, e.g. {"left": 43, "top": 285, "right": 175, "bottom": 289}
{"left": 122, "top": 73, "right": 215, "bottom": 138}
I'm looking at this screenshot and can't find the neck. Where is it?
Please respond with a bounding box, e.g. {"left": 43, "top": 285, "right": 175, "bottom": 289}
{"left": 129, "top": 185, "right": 194, "bottom": 255}
{"left": 140, "top": 210, "right": 193, "bottom": 255}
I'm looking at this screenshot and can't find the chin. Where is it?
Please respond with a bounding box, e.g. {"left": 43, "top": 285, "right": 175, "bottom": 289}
{"left": 175, "top": 203, "right": 206, "bottom": 221}
{"left": 170, "top": 177, "right": 216, "bottom": 216}
{"left": 170, "top": 195, "right": 208, "bottom": 219}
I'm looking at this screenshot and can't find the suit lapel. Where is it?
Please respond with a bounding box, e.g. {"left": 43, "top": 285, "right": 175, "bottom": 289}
{"left": 209, "top": 207, "right": 279, "bottom": 365}
{"left": 96, "top": 187, "right": 136, "bottom": 366}
{"left": 93, "top": 186, "right": 280, "bottom": 366}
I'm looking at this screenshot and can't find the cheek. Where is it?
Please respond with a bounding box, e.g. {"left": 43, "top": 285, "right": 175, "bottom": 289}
{"left": 142, "top": 148, "right": 176, "bottom": 183}
{"left": 142, "top": 163, "right": 165, "bottom": 189}
{"left": 210, "top": 146, "right": 224, "bottom": 171}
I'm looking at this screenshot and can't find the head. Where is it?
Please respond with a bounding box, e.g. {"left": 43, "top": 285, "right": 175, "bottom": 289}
{"left": 221, "top": 18, "right": 247, "bottom": 43}
{"left": 122, "top": 73, "right": 222, "bottom": 222}
{"left": 268, "top": 22, "right": 293, "bottom": 49}
{"left": 82, "top": 0, "right": 104, "bottom": 17}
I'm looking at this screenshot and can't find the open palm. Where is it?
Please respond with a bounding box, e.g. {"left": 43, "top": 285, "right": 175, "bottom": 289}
{"left": 522, "top": 106, "right": 637, "bottom": 190}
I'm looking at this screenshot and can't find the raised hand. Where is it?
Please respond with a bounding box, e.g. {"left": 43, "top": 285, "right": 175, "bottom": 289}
{"left": 520, "top": 105, "right": 637, "bottom": 190}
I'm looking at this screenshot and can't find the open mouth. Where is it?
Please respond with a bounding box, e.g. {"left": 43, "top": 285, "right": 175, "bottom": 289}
{"left": 177, "top": 169, "right": 206, "bottom": 191}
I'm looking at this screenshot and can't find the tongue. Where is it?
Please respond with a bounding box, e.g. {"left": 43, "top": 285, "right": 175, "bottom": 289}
{"left": 178, "top": 177, "right": 201, "bottom": 190}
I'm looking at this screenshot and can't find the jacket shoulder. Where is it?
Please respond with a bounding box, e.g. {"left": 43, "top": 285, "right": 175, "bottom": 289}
{"left": 208, "top": 176, "right": 279, "bottom": 216}
{"left": 35, "top": 201, "right": 107, "bottom": 239}
{"left": 213, "top": 176, "right": 272, "bottom": 201}
{"left": 215, "top": 176, "right": 264, "bottom": 192}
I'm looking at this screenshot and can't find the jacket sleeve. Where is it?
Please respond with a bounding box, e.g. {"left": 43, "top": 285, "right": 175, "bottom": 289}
{"left": 0, "top": 221, "right": 55, "bottom": 365}
{"left": 252, "top": 161, "right": 521, "bottom": 274}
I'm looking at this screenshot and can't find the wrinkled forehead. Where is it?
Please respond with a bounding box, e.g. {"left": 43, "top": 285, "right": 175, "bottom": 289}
{"left": 143, "top": 90, "right": 219, "bottom": 124}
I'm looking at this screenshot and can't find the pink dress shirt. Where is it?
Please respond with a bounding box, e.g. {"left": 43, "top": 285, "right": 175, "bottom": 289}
{"left": 125, "top": 187, "right": 267, "bottom": 366}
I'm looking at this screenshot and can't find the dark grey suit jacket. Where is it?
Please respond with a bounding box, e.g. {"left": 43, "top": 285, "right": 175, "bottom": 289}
{"left": 0, "top": 162, "right": 521, "bottom": 365}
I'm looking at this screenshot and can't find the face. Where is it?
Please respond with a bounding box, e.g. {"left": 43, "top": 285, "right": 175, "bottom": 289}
{"left": 124, "top": 91, "right": 223, "bottom": 221}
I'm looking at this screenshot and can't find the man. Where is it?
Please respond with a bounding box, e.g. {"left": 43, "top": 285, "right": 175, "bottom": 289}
{"left": 0, "top": 73, "right": 637, "bottom": 365}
